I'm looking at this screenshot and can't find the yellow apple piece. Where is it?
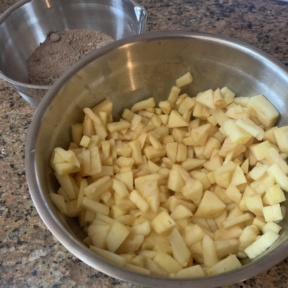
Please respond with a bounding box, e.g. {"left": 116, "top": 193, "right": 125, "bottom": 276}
{"left": 267, "top": 163, "right": 288, "bottom": 192}
{"left": 151, "top": 210, "right": 176, "bottom": 234}
{"left": 222, "top": 119, "right": 252, "bottom": 144}
{"left": 235, "top": 118, "right": 265, "bottom": 140}
{"left": 263, "top": 184, "right": 286, "bottom": 205}
{"left": 131, "top": 97, "right": 156, "bottom": 112}
{"left": 244, "top": 229, "right": 280, "bottom": 259}
{"left": 202, "top": 234, "right": 218, "bottom": 267}
{"left": 195, "top": 190, "right": 226, "bottom": 218}
{"left": 196, "top": 89, "right": 216, "bottom": 110}
{"left": 174, "top": 265, "right": 206, "bottom": 278}
{"left": 170, "top": 204, "right": 193, "bottom": 220}
{"left": 206, "top": 254, "right": 242, "bottom": 275}
{"left": 262, "top": 204, "right": 284, "bottom": 222}
{"left": 274, "top": 126, "right": 288, "bottom": 153}
{"left": 214, "top": 239, "right": 240, "bottom": 258}
{"left": 247, "top": 94, "right": 279, "bottom": 129}
{"left": 175, "top": 72, "right": 193, "bottom": 87}
{"left": 168, "top": 228, "right": 191, "bottom": 267}
{"left": 168, "top": 110, "right": 188, "bottom": 128}
{"left": 153, "top": 251, "right": 182, "bottom": 273}
{"left": 106, "top": 220, "right": 130, "bottom": 253}
{"left": 49, "top": 193, "right": 67, "bottom": 215}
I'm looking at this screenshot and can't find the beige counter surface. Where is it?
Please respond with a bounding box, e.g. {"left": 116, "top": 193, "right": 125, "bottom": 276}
{"left": 1, "top": 0, "right": 288, "bottom": 287}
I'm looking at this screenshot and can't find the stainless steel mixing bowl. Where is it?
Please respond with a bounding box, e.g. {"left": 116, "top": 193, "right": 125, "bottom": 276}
{"left": 25, "top": 31, "right": 288, "bottom": 288}
{"left": 0, "top": 0, "right": 147, "bottom": 106}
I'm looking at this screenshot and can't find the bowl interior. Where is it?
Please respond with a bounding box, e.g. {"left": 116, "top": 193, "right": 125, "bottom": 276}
{"left": 0, "top": 0, "right": 146, "bottom": 83}
{"left": 27, "top": 32, "right": 288, "bottom": 288}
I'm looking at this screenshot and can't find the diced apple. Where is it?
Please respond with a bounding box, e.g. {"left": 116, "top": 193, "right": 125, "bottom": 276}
{"left": 168, "top": 228, "right": 191, "bottom": 267}
{"left": 244, "top": 230, "right": 280, "bottom": 259}
{"left": 175, "top": 72, "right": 193, "bottom": 87}
{"left": 222, "top": 119, "right": 252, "bottom": 144}
{"left": 202, "top": 234, "right": 218, "bottom": 267}
{"left": 196, "top": 89, "right": 216, "bottom": 110}
{"left": 195, "top": 190, "right": 226, "bottom": 218}
{"left": 49, "top": 193, "right": 67, "bottom": 215}
{"left": 267, "top": 163, "right": 288, "bottom": 192}
{"left": 206, "top": 254, "right": 242, "bottom": 275}
{"left": 249, "top": 141, "right": 273, "bottom": 161}
{"left": 263, "top": 184, "right": 286, "bottom": 205}
{"left": 235, "top": 118, "right": 265, "bottom": 140}
{"left": 174, "top": 265, "right": 206, "bottom": 278}
{"left": 170, "top": 204, "right": 193, "bottom": 220}
{"left": 106, "top": 220, "right": 130, "bottom": 252}
{"left": 153, "top": 251, "right": 182, "bottom": 273}
{"left": 262, "top": 204, "right": 284, "bottom": 222}
{"left": 184, "top": 224, "right": 205, "bottom": 246}
{"left": 214, "top": 239, "right": 240, "bottom": 258}
{"left": 182, "top": 178, "right": 203, "bottom": 206}
{"left": 131, "top": 97, "right": 156, "bottom": 112}
{"left": 247, "top": 94, "right": 279, "bottom": 129}
{"left": 151, "top": 210, "right": 176, "bottom": 234}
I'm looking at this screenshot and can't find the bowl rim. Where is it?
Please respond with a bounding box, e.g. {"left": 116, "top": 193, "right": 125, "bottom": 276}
{"left": 25, "top": 30, "right": 288, "bottom": 288}
{"left": 0, "top": 0, "right": 147, "bottom": 89}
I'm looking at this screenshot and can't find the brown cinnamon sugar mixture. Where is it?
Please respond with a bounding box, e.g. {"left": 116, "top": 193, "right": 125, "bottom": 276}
{"left": 28, "top": 29, "right": 114, "bottom": 86}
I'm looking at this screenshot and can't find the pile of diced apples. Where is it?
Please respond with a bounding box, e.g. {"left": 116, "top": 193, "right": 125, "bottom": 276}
{"left": 50, "top": 71, "right": 288, "bottom": 277}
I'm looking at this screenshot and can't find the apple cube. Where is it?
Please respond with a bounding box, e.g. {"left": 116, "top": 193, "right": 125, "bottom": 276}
{"left": 206, "top": 254, "right": 242, "bottom": 275}
{"left": 262, "top": 204, "right": 284, "bottom": 222}
{"left": 153, "top": 251, "right": 182, "bottom": 273}
{"left": 263, "top": 184, "right": 286, "bottom": 205}
{"left": 244, "top": 229, "right": 280, "bottom": 259}
{"left": 195, "top": 190, "right": 226, "bottom": 218}
{"left": 106, "top": 220, "right": 130, "bottom": 252}
{"left": 169, "top": 228, "right": 191, "bottom": 267}
{"left": 247, "top": 94, "right": 279, "bottom": 129}
{"left": 151, "top": 210, "right": 176, "bottom": 234}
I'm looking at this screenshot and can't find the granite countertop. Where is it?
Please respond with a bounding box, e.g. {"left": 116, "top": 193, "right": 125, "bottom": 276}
{"left": 1, "top": 0, "right": 288, "bottom": 287}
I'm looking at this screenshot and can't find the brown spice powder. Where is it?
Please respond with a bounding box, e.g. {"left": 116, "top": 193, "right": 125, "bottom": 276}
{"left": 28, "top": 29, "right": 114, "bottom": 86}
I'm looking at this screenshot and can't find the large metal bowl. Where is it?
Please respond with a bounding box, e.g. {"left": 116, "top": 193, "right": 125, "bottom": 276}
{"left": 0, "top": 0, "right": 147, "bottom": 106}
{"left": 25, "top": 31, "right": 288, "bottom": 288}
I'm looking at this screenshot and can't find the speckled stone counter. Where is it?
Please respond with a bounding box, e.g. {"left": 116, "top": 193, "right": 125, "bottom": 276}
{"left": 1, "top": 0, "right": 288, "bottom": 287}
